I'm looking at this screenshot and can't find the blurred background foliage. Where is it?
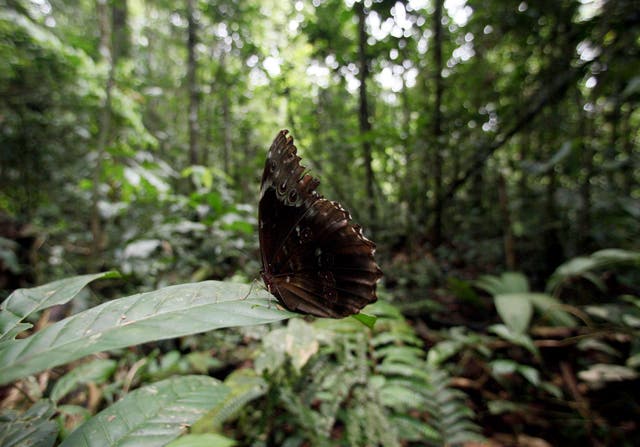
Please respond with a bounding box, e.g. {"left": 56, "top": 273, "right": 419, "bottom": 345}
{"left": 0, "top": 0, "right": 638, "bottom": 445}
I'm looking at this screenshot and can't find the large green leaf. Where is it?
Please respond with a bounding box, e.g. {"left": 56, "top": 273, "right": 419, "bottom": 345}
{"left": 526, "top": 293, "right": 577, "bottom": 327}
{"left": 475, "top": 272, "right": 530, "bottom": 296}
{"left": 547, "top": 249, "right": 640, "bottom": 292}
{"left": 0, "top": 271, "right": 120, "bottom": 344}
{"left": 0, "top": 281, "right": 293, "bottom": 385}
{"left": 494, "top": 293, "right": 533, "bottom": 334}
{"left": 60, "top": 375, "right": 227, "bottom": 447}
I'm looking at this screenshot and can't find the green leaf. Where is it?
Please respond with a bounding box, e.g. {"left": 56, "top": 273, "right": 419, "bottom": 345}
{"left": 494, "top": 293, "right": 533, "bottom": 334}
{"left": 60, "top": 375, "right": 228, "bottom": 447}
{"left": 540, "top": 381, "right": 563, "bottom": 399}
{"left": 390, "top": 414, "right": 440, "bottom": 443}
{"left": 427, "top": 340, "right": 463, "bottom": 366}
{"left": 166, "top": 433, "right": 237, "bottom": 447}
{"left": 526, "top": 293, "right": 577, "bottom": 327}
{"left": 0, "top": 237, "right": 20, "bottom": 274}
{"left": 627, "top": 352, "right": 640, "bottom": 369}
{"left": 490, "top": 359, "right": 518, "bottom": 375}
{"left": 192, "top": 369, "right": 267, "bottom": 433}
{"left": 0, "top": 271, "right": 120, "bottom": 344}
{"left": 548, "top": 249, "right": 640, "bottom": 292}
{"left": 476, "top": 272, "right": 530, "bottom": 296}
{"left": 50, "top": 359, "right": 117, "bottom": 403}
{"left": 255, "top": 319, "right": 319, "bottom": 373}
{"left": 0, "top": 400, "right": 57, "bottom": 447}
{"left": 351, "top": 312, "right": 377, "bottom": 328}
{"left": 516, "top": 364, "right": 540, "bottom": 386}
{"left": 487, "top": 399, "right": 525, "bottom": 415}
{"left": 0, "top": 281, "right": 293, "bottom": 385}
{"left": 578, "top": 363, "right": 638, "bottom": 386}
{"left": 489, "top": 324, "right": 539, "bottom": 358}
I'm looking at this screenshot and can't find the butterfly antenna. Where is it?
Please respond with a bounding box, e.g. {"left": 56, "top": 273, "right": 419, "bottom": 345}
{"left": 242, "top": 279, "right": 259, "bottom": 300}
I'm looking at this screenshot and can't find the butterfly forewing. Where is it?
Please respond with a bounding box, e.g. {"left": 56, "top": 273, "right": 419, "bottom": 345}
{"left": 259, "top": 130, "right": 382, "bottom": 318}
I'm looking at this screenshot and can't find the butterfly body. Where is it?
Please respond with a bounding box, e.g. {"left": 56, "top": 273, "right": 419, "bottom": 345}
{"left": 259, "top": 130, "right": 382, "bottom": 318}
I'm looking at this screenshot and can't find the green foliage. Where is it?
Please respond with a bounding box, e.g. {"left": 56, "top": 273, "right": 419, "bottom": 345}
{"left": 4, "top": 279, "right": 477, "bottom": 446}
{"left": 60, "top": 375, "right": 228, "bottom": 447}
{"left": 372, "top": 303, "right": 484, "bottom": 445}
{"left": 0, "top": 271, "right": 119, "bottom": 344}
{"left": 0, "top": 400, "right": 57, "bottom": 447}
{"left": 427, "top": 326, "right": 492, "bottom": 367}
{"left": 221, "top": 305, "right": 483, "bottom": 446}
{"left": 167, "top": 433, "right": 237, "bottom": 447}
{"left": 50, "top": 358, "right": 117, "bottom": 403}
{"left": 1, "top": 0, "right": 638, "bottom": 445}
{"left": 434, "top": 253, "right": 640, "bottom": 444}
{"left": 476, "top": 272, "right": 577, "bottom": 334}
{"left": 193, "top": 369, "right": 267, "bottom": 433}
{"left": 0, "top": 275, "right": 292, "bottom": 385}
{"left": 0, "top": 9, "right": 99, "bottom": 217}
{"left": 548, "top": 249, "right": 640, "bottom": 293}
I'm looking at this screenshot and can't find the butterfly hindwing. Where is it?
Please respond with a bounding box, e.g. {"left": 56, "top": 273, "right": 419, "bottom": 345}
{"left": 259, "top": 130, "right": 382, "bottom": 318}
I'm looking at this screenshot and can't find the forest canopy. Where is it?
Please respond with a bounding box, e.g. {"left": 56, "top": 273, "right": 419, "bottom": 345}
{"left": 0, "top": 0, "right": 638, "bottom": 446}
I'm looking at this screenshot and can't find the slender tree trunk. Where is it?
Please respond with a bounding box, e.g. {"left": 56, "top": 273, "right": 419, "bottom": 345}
{"left": 356, "top": 1, "right": 376, "bottom": 224}
{"left": 498, "top": 173, "right": 516, "bottom": 270}
{"left": 471, "top": 166, "right": 484, "bottom": 213}
{"left": 222, "top": 89, "right": 231, "bottom": 172}
{"left": 223, "top": 53, "right": 232, "bottom": 174}
{"left": 578, "top": 95, "right": 594, "bottom": 253}
{"left": 415, "top": 70, "right": 429, "bottom": 238}
{"left": 400, "top": 65, "right": 415, "bottom": 249}
{"left": 111, "top": 0, "right": 129, "bottom": 61}
{"left": 431, "top": 0, "right": 444, "bottom": 246}
{"left": 606, "top": 96, "right": 620, "bottom": 190}
{"left": 621, "top": 105, "right": 635, "bottom": 196}
{"left": 186, "top": 0, "right": 199, "bottom": 166}
{"left": 90, "top": 0, "right": 117, "bottom": 272}
{"left": 442, "top": 59, "right": 586, "bottom": 205}
{"left": 217, "top": 51, "right": 232, "bottom": 173}
{"left": 542, "top": 107, "right": 564, "bottom": 275}
{"left": 518, "top": 132, "right": 530, "bottom": 199}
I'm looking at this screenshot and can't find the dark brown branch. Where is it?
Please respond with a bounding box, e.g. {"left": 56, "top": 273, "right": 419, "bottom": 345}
{"left": 443, "top": 64, "right": 583, "bottom": 203}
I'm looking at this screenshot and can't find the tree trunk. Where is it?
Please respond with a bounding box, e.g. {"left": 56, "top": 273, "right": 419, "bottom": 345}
{"left": 498, "top": 173, "right": 516, "bottom": 270}
{"left": 111, "top": 0, "right": 129, "bottom": 61}
{"left": 356, "top": 1, "right": 376, "bottom": 224}
{"left": 542, "top": 107, "right": 564, "bottom": 276}
{"left": 578, "top": 94, "right": 594, "bottom": 253}
{"left": 621, "top": 105, "right": 635, "bottom": 197}
{"left": 431, "top": 0, "right": 444, "bottom": 247}
{"left": 90, "top": 0, "right": 118, "bottom": 272}
{"left": 222, "top": 88, "right": 231, "bottom": 172}
{"left": 518, "top": 132, "right": 530, "bottom": 200}
{"left": 186, "top": 0, "right": 199, "bottom": 166}
{"left": 400, "top": 61, "right": 416, "bottom": 249}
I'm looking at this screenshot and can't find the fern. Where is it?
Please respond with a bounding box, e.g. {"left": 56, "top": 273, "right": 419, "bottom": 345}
{"left": 230, "top": 301, "right": 484, "bottom": 446}
{"left": 371, "top": 301, "right": 484, "bottom": 446}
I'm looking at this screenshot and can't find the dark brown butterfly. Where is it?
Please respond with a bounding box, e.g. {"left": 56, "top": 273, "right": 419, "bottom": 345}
{"left": 259, "top": 130, "right": 382, "bottom": 318}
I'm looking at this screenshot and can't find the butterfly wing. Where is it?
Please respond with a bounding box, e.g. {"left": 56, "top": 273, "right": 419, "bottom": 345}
{"left": 259, "top": 130, "right": 382, "bottom": 318}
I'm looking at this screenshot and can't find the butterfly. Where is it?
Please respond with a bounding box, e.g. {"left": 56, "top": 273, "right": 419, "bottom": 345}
{"left": 259, "top": 130, "right": 382, "bottom": 318}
